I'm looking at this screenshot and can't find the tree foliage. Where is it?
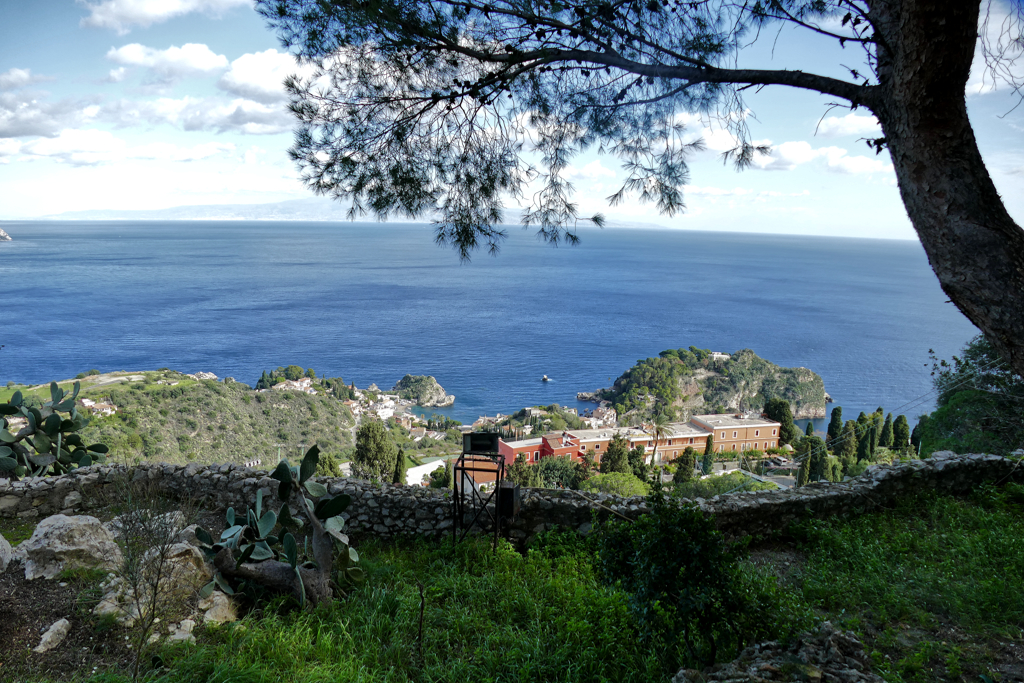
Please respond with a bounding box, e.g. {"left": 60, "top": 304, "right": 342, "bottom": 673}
{"left": 918, "top": 335, "right": 1024, "bottom": 455}
{"left": 599, "top": 434, "right": 631, "bottom": 474}
{"left": 354, "top": 419, "right": 399, "bottom": 480}
{"left": 764, "top": 398, "right": 798, "bottom": 446}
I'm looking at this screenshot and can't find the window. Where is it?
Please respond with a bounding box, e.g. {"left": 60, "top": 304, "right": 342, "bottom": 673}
{"left": 719, "top": 445, "right": 724, "bottom": 452}
{"left": 673, "top": 450, "right": 677, "bottom": 457}
{"left": 755, "top": 430, "right": 759, "bottom": 437}
{"left": 733, "top": 431, "right": 738, "bottom": 438}
{"left": 772, "top": 428, "right": 777, "bottom": 435}
{"left": 668, "top": 439, "right": 673, "bottom": 445}
{"left": 721, "top": 431, "right": 726, "bottom": 438}
{"left": 689, "top": 438, "right": 694, "bottom": 444}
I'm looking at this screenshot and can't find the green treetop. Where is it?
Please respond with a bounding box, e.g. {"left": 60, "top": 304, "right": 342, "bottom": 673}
{"left": 354, "top": 420, "right": 399, "bottom": 481}
{"left": 600, "top": 434, "right": 631, "bottom": 475}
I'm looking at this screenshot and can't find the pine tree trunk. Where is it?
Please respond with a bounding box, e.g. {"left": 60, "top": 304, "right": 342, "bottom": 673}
{"left": 870, "top": 0, "right": 1024, "bottom": 376}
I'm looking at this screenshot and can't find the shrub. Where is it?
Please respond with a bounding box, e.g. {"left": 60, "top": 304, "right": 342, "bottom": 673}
{"left": 596, "top": 483, "right": 798, "bottom": 669}
{"left": 580, "top": 472, "right": 650, "bottom": 497}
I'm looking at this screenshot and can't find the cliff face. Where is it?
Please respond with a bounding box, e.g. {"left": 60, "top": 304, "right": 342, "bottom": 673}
{"left": 585, "top": 347, "right": 826, "bottom": 422}
{"left": 392, "top": 375, "right": 455, "bottom": 407}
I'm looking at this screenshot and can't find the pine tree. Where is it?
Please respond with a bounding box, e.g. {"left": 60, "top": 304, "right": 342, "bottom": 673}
{"left": 893, "top": 415, "right": 911, "bottom": 452}
{"left": 880, "top": 413, "right": 894, "bottom": 448}
{"left": 392, "top": 447, "right": 408, "bottom": 485}
{"left": 827, "top": 407, "right": 843, "bottom": 445}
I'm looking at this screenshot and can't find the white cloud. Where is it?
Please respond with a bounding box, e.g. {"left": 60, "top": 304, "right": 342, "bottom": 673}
{"left": 752, "top": 140, "right": 894, "bottom": 174}
{"left": 106, "top": 43, "right": 229, "bottom": 78}
{"left": 103, "top": 95, "right": 293, "bottom": 134}
{"left": 0, "top": 91, "right": 98, "bottom": 138}
{"left": 218, "top": 49, "right": 311, "bottom": 104}
{"left": 563, "top": 159, "right": 616, "bottom": 181}
{"left": 18, "top": 128, "right": 235, "bottom": 166}
{"left": 106, "top": 67, "right": 128, "bottom": 83}
{"left": 817, "top": 112, "right": 882, "bottom": 138}
{"left": 0, "top": 68, "right": 52, "bottom": 90}
{"left": 79, "top": 0, "right": 252, "bottom": 35}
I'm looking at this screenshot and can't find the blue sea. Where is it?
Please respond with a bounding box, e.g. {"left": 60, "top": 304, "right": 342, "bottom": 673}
{"left": 0, "top": 221, "right": 979, "bottom": 428}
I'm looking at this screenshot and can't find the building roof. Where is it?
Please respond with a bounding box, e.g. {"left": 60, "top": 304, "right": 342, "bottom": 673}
{"left": 504, "top": 438, "right": 543, "bottom": 448}
{"left": 567, "top": 427, "right": 648, "bottom": 442}
{"left": 691, "top": 414, "right": 781, "bottom": 429}
{"left": 663, "top": 422, "right": 713, "bottom": 438}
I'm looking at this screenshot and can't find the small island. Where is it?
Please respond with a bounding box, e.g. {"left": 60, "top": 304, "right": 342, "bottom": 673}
{"left": 392, "top": 374, "right": 455, "bottom": 407}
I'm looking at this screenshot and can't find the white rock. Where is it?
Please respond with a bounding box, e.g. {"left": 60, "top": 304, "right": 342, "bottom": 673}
{"left": 32, "top": 618, "right": 71, "bottom": 653}
{"left": 167, "top": 618, "right": 196, "bottom": 644}
{"left": 22, "top": 515, "right": 122, "bottom": 580}
{"left": 0, "top": 531, "right": 11, "bottom": 573}
{"left": 199, "top": 591, "right": 238, "bottom": 625}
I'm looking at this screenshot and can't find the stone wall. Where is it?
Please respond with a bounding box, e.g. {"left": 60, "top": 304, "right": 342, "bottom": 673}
{"left": 1, "top": 452, "right": 1020, "bottom": 542}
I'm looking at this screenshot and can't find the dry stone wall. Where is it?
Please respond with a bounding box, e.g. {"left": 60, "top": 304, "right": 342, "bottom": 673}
{"left": 0, "top": 452, "right": 1019, "bottom": 542}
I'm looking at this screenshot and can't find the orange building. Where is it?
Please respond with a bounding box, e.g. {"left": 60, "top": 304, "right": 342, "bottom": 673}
{"left": 689, "top": 414, "right": 780, "bottom": 453}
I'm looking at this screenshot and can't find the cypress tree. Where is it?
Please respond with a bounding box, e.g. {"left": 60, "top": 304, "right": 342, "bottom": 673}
{"left": 354, "top": 419, "right": 399, "bottom": 481}
{"left": 765, "top": 398, "right": 799, "bottom": 445}
{"left": 702, "top": 449, "right": 714, "bottom": 475}
{"left": 600, "top": 434, "right": 631, "bottom": 474}
{"left": 705, "top": 433, "right": 715, "bottom": 458}
{"left": 827, "top": 407, "right": 843, "bottom": 445}
{"left": 880, "top": 413, "right": 894, "bottom": 448}
{"left": 797, "top": 455, "right": 810, "bottom": 487}
{"left": 805, "top": 421, "right": 815, "bottom": 437}
{"left": 857, "top": 429, "right": 872, "bottom": 462}
{"left": 870, "top": 423, "right": 879, "bottom": 454}
{"left": 839, "top": 421, "right": 858, "bottom": 462}
{"left": 911, "top": 415, "right": 929, "bottom": 454}
{"left": 392, "top": 447, "right": 408, "bottom": 485}
{"left": 893, "top": 415, "right": 911, "bottom": 452}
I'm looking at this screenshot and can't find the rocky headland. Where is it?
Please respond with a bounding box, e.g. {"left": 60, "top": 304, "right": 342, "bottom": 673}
{"left": 579, "top": 346, "right": 826, "bottom": 421}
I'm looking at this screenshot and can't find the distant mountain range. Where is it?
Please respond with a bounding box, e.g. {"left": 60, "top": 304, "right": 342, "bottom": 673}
{"left": 40, "top": 197, "right": 673, "bottom": 230}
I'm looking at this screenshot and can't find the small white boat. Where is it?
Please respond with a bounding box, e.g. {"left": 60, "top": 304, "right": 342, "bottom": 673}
{"left": 542, "top": 375, "right": 550, "bottom": 382}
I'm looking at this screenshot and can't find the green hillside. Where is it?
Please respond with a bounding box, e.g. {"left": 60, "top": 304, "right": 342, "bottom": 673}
{"left": 595, "top": 346, "right": 826, "bottom": 421}
{"left": 3, "top": 370, "right": 355, "bottom": 467}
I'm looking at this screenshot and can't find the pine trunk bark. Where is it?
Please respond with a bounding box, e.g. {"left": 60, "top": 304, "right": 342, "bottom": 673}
{"left": 869, "top": 0, "right": 1024, "bottom": 377}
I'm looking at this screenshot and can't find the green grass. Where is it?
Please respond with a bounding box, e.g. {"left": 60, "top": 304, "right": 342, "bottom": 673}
{"left": 0, "top": 517, "right": 37, "bottom": 545}
{"left": 788, "top": 484, "right": 1024, "bottom": 681}
{"left": 84, "top": 537, "right": 665, "bottom": 683}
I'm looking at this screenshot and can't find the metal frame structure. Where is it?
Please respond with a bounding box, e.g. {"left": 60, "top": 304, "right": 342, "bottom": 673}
{"left": 451, "top": 451, "right": 506, "bottom": 545}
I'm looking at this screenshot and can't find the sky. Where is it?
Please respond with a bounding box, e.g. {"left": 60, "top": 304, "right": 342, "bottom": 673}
{"left": 1, "top": 0, "right": 1022, "bottom": 240}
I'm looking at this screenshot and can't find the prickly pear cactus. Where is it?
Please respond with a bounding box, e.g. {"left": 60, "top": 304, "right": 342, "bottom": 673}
{"left": 0, "top": 381, "right": 109, "bottom": 479}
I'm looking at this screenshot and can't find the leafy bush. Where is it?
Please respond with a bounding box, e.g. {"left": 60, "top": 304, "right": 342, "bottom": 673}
{"left": 671, "top": 471, "right": 776, "bottom": 499}
{"left": 580, "top": 472, "right": 650, "bottom": 497}
{"left": 596, "top": 484, "right": 802, "bottom": 669}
